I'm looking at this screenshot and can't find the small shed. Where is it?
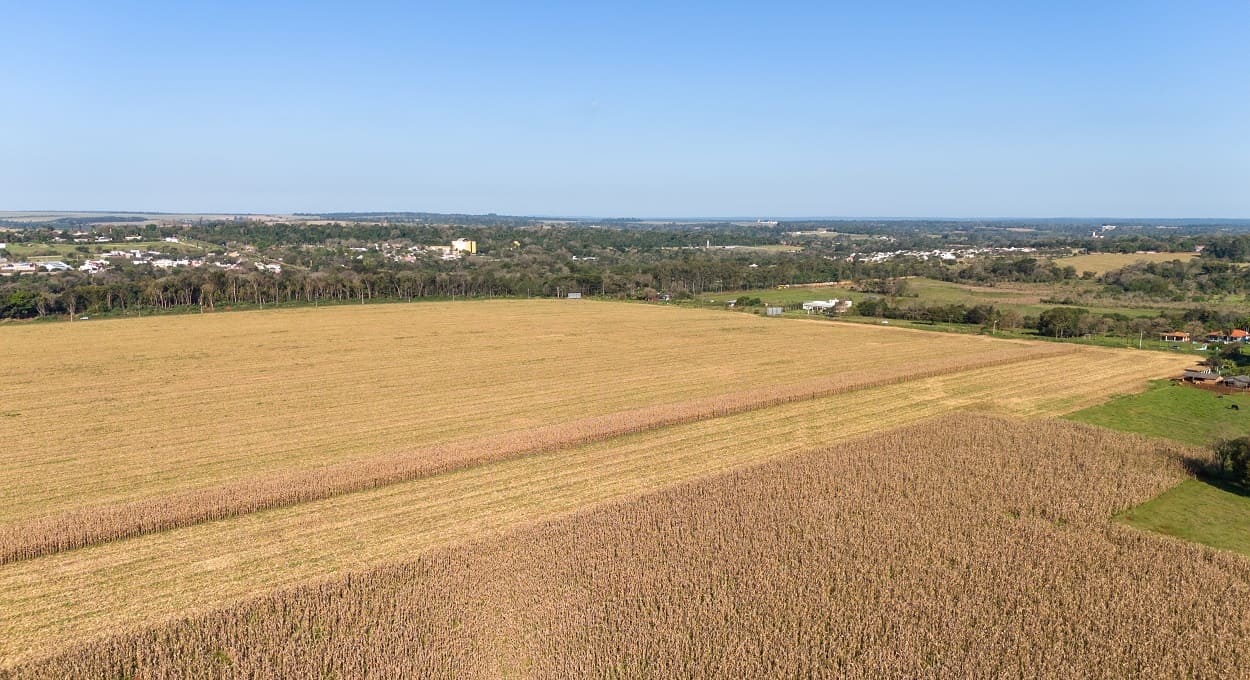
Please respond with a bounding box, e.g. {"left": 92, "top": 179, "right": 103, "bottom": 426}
{"left": 1182, "top": 369, "right": 1222, "bottom": 384}
{"left": 567, "top": 292, "right": 582, "bottom": 299}
{"left": 765, "top": 306, "right": 784, "bottom": 317}
{"left": 1225, "top": 375, "right": 1250, "bottom": 390}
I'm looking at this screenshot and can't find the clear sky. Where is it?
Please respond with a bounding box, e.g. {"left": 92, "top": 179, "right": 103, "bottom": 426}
{"left": 2, "top": 1, "right": 1247, "bottom": 218}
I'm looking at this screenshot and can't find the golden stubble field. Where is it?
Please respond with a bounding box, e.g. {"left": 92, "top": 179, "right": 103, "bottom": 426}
{"left": 0, "top": 299, "right": 1049, "bottom": 524}
{"left": 1052, "top": 251, "right": 1196, "bottom": 274}
{"left": 0, "top": 300, "right": 1196, "bottom": 669}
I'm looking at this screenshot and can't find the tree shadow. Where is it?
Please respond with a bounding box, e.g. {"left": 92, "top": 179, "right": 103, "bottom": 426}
{"left": 1176, "top": 452, "right": 1250, "bottom": 499}
{"left": 1199, "top": 475, "right": 1250, "bottom": 499}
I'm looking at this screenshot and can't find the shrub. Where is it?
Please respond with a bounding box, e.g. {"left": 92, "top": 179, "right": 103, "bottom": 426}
{"left": 1214, "top": 438, "right": 1250, "bottom": 487}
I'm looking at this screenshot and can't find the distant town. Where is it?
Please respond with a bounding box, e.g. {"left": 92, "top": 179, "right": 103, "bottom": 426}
{"left": 0, "top": 228, "right": 481, "bottom": 276}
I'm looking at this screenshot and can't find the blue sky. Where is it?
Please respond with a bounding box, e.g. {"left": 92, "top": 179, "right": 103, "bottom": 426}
{"left": 2, "top": 1, "right": 1247, "bottom": 217}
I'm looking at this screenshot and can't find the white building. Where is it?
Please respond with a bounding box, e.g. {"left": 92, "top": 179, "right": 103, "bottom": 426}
{"left": 802, "top": 299, "right": 840, "bottom": 312}
{"left": 802, "top": 299, "right": 853, "bottom": 314}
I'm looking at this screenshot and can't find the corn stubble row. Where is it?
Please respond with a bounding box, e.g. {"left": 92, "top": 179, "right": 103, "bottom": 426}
{"left": 10, "top": 414, "right": 1249, "bottom": 679}
{"left": 0, "top": 346, "right": 1069, "bottom": 565}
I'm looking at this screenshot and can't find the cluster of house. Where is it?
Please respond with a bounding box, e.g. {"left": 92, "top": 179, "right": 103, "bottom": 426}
{"left": 846, "top": 246, "right": 1038, "bottom": 264}
{"left": 352, "top": 239, "right": 479, "bottom": 263}
{"left": 1160, "top": 330, "right": 1249, "bottom": 345}
{"left": 97, "top": 249, "right": 202, "bottom": 269}
{"left": 1, "top": 249, "right": 281, "bottom": 277}
{"left": 427, "top": 239, "right": 477, "bottom": 260}
{"left": 1180, "top": 369, "right": 1250, "bottom": 389}
{"left": 0, "top": 260, "right": 71, "bottom": 274}
{"left": 61, "top": 233, "right": 146, "bottom": 244}
{"left": 48, "top": 232, "right": 181, "bottom": 244}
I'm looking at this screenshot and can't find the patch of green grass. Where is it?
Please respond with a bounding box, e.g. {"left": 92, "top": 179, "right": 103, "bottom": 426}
{"left": 694, "top": 286, "right": 863, "bottom": 307}
{"left": 697, "top": 277, "right": 1165, "bottom": 320}
{"left": 1053, "top": 251, "right": 1197, "bottom": 275}
{"left": 1067, "top": 380, "right": 1250, "bottom": 447}
{"left": 903, "top": 277, "right": 1046, "bottom": 306}
{"left": 1118, "top": 479, "right": 1250, "bottom": 557}
{"left": 1070, "top": 380, "right": 1250, "bottom": 557}
{"left": 687, "top": 278, "right": 1211, "bottom": 355}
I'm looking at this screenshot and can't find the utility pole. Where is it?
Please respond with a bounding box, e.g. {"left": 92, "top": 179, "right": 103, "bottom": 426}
{"left": 1139, "top": 330, "right": 1143, "bottom": 350}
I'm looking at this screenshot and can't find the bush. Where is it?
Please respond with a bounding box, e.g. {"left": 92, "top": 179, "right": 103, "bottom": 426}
{"left": 1213, "top": 438, "right": 1250, "bottom": 487}
{"left": 1037, "top": 307, "right": 1090, "bottom": 338}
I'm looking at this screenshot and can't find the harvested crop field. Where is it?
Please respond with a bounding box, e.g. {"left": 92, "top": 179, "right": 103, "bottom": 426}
{"left": 1052, "top": 251, "right": 1196, "bottom": 274}
{"left": 0, "top": 300, "right": 1051, "bottom": 526}
{"left": 0, "top": 301, "right": 1200, "bottom": 671}
{"left": 8, "top": 415, "right": 1248, "bottom": 679}
{"left": 0, "top": 343, "right": 1191, "bottom": 665}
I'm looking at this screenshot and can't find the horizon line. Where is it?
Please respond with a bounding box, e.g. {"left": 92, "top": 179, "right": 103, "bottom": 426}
{"left": 4, "top": 209, "right": 1250, "bottom": 223}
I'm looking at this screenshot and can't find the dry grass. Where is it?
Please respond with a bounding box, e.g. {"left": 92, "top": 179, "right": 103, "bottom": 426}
{"left": 0, "top": 347, "right": 1189, "bottom": 667}
{"left": 0, "top": 299, "right": 1049, "bottom": 526}
{"left": 8, "top": 415, "right": 1248, "bottom": 678}
{"left": 1052, "top": 251, "right": 1196, "bottom": 274}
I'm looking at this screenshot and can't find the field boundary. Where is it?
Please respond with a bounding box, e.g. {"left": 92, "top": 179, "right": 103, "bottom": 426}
{"left": 0, "top": 345, "right": 1077, "bottom": 564}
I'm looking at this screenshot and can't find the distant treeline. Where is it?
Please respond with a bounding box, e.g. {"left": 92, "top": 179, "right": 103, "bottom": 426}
{"left": 853, "top": 298, "right": 1250, "bottom": 339}
{"left": 0, "top": 254, "right": 930, "bottom": 320}
{"left": 1101, "top": 258, "right": 1250, "bottom": 298}
{"left": 7, "top": 219, "right": 1250, "bottom": 322}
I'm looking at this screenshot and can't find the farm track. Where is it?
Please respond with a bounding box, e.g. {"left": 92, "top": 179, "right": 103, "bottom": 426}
{"left": 0, "top": 346, "right": 1190, "bottom": 667}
